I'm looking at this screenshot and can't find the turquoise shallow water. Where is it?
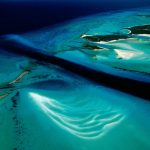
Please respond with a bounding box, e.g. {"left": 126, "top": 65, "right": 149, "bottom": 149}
{"left": 0, "top": 7, "right": 150, "bottom": 150}
{"left": 23, "top": 7, "right": 150, "bottom": 74}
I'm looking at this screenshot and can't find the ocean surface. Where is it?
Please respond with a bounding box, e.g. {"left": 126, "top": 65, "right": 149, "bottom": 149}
{"left": 0, "top": 0, "right": 150, "bottom": 34}
{"left": 0, "top": 6, "right": 150, "bottom": 150}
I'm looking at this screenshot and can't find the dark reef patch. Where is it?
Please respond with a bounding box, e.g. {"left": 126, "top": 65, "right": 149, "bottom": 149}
{"left": 81, "top": 34, "right": 130, "bottom": 42}
{"left": 128, "top": 24, "right": 150, "bottom": 34}
{"left": 10, "top": 92, "right": 26, "bottom": 150}
{"left": 82, "top": 43, "right": 104, "bottom": 50}
{"left": 137, "top": 14, "right": 150, "bottom": 18}
{"left": 11, "top": 92, "right": 19, "bottom": 108}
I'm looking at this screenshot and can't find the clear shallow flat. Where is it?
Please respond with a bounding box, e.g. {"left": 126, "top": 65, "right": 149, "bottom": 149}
{"left": 23, "top": 7, "right": 150, "bottom": 74}
{"left": 0, "top": 66, "right": 150, "bottom": 150}
{"left": 0, "top": 7, "right": 150, "bottom": 150}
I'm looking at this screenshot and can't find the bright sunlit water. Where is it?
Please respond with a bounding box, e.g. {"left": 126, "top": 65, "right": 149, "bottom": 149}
{"left": 0, "top": 7, "right": 150, "bottom": 150}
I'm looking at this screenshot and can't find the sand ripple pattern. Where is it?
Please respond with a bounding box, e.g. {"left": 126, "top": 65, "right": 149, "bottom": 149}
{"left": 30, "top": 92, "right": 124, "bottom": 140}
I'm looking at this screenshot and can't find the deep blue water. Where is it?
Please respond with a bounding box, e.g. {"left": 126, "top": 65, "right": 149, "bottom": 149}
{"left": 0, "top": 0, "right": 150, "bottom": 35}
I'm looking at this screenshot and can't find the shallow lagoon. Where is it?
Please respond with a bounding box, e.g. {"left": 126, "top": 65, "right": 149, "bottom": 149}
{"left": 0, "top": 7, "right": 150, "bottom": 150}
